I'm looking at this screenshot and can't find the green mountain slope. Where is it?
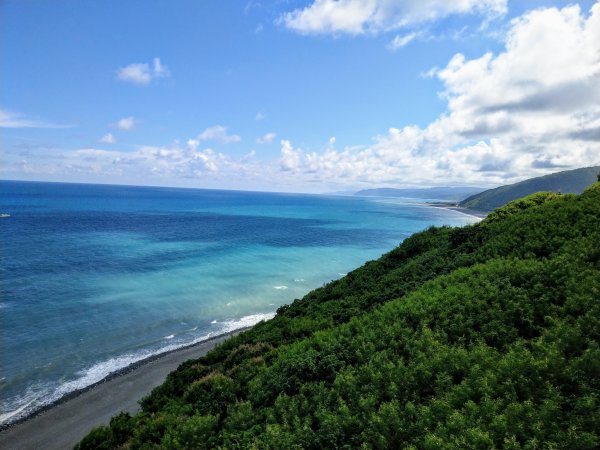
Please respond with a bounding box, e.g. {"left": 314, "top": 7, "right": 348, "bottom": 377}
{"left": 459, "top": 166, "right": 600, "bottom": 211}
{"left": 78, "top": 184, "right": 600, "bottom": 450}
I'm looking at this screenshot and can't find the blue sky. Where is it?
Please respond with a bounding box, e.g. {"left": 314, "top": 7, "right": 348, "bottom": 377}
{"left": 2, "top": 0, "right": 599, "bottom": 192}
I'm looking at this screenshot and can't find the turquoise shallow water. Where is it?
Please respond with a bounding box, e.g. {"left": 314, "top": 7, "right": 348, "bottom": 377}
{"left": 0, "top": 180, "right": 478, "bottom": 424}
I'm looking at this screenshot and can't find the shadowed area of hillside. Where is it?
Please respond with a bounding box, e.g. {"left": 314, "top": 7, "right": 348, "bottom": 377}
{"left": 459, "top": 166, "right": 600, "bottom": 211}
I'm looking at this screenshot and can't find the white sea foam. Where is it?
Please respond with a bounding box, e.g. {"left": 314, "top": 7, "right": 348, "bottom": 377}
{"left": 338, "top": 273, "right": 347, "bottom": 276}
{"left": 293, "top": 278, "right": 305, "bottom": 282}
{"left": 0, "top": 330, "right": 214, "bottom": 425}
{"left": 218, "top": 312, "right": 275, "bottom": 334}
{"left": 1, "top": 352, "right": 153, "bottom": 426}
{"left": 0, "top": 397, "right": 37, "bottom": 424}
{"left": 0, "top": 311, "right": 278, "bottom": 426}
{"left": 273, "top": 285, "right": 288, "bottom": 290}
{"left": 211, "top": 319, "right": 217, "bottom": 324}
{"left": 164, "top": 334, "right": 175, "bottom": 339}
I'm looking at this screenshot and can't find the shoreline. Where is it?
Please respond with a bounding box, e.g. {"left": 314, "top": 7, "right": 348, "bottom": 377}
{"left": 0, "top": 327, "right": 249, "bottom": 450}
{"left": 441, "top": 206, "right": 488, "bottom": 219}
{"left": 427, "top": 203, "right": 489, "bottom": 219}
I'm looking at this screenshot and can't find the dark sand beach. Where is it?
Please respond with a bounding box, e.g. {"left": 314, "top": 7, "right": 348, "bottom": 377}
{"left": 442, "top": 206, "right": 488, "bottom": 219}
{"left": 0, "top": 330, "right": 245, "bottom": 450}
{"left": 428, "top": 203, "right": 489, "bottom": 219}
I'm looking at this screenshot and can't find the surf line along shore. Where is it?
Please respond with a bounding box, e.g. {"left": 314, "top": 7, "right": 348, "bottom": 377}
{"left": 0, "top": 328, "right": 249, "bottom": 450}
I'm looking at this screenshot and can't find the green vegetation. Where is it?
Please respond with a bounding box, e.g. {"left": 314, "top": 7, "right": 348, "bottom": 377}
{"left": 459, "top": 166, "right": 600, "bottom": 211}
{"left": 78, "top": 184, "right": 600, "bottom": 449}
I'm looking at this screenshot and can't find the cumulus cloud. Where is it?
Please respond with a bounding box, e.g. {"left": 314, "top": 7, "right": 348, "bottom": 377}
{"left": 114, "top": 117, "right": 137, "bottom": 131}
{"left": 281, "top": 0, "right": 507, "bottom": 35}
{"left": 135, "top": 142, "right": 226, "bottom": 173}
{"left": 256, "top": 132, "right": 276, "bottom": 144}
{"left": 198, "top": 125, "right": 241, "bottom": 144}
{"left": 116, "top": 58, "right": 170, "bottom": 86}
{"left": 0, "top": 109, "right": 71, "bottom": 129}
{"left": 277, "top": 3, "right": 600, "bottom": 187}
{"left": 279, "top": 140, "right": 303, "bottom": 171}
{"left": 99, "top": 133, "right": 116, "bottom": 144}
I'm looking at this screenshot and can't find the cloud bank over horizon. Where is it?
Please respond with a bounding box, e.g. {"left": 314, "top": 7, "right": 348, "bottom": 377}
{"left": 2, "top": 1, "right": 599, "bottom": 192}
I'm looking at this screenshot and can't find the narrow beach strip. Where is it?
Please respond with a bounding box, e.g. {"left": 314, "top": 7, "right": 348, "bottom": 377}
{"left": 0, "top": 329, "right": 246, "bottom": 450}
{"left": 425, "top": 202, "right": 489, "bottom": 219}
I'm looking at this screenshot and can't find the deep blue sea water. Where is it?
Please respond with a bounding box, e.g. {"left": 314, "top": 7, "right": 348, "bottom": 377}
{"left": 0, "top": 180, "right": 478, "bottom": 424}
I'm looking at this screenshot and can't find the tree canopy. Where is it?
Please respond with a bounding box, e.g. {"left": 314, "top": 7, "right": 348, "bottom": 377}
{"left": 78, "top": 183, "right": 600, "bottom": 449}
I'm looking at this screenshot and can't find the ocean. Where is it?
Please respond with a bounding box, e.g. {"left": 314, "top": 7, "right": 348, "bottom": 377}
{"left": 0, "top": 180, "right": 478, "bottom": 425}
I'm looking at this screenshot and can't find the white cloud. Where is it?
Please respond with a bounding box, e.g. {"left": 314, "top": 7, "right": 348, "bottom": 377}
{"left": 256, "top": 132, "right": 276, "bottom": 144}
{"left": 0, "top": 109, "right": 71, "bottom": 129}
{"left": 5, "top": 4, "right": 599, "bottom": 191}
{"left": 114, "top": 117, "right": 137, "bottom": 131}
{"left": 116, "top": 58, "right": 170, "bottom": 86}
{"left": 5, "top": 141, "right": 227, "bottom": 178}
{"left": 387, "top": 32, "right": 418, "bottom": 50}
{"left": 198, "top": 125, "right": 241, "bottom": 144}
{"left": 276, "top": 3, "right": 600, "bottom": 187}
{"left": 118, "top": 64, "right": 152, "bottom": 85}
{"left": 99, "top": 133, "right": 116, "bottom": 144}
{"left": 281, "top": 0, "right": 507, "bottom": 35}
{"left": 279, "top": 140, "right": 303, "bottom": 171}
{"left": 255, "top": 111, "right": 266, "bottom": 121}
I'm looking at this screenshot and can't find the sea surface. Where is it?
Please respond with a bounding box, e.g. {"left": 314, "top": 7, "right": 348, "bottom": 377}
{"left": 0, "top": 180, "right": 478, "bottom": 425}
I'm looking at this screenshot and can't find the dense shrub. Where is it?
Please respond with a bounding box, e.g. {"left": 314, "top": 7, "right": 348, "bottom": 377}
{"left": 78, "top": 183, "right": 600, "bottom": 449}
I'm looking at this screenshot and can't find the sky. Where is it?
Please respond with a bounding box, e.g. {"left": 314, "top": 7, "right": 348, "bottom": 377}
{"left": 1, "top": 0, "right": 599, "bottom": 193}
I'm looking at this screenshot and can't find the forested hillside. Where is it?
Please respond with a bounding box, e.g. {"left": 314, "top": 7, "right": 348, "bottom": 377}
{"left": 78, "top": 184, "right": 600, "bottom": 449}
{"left": 459, "top": 166, "right": 599, "bottom": 211}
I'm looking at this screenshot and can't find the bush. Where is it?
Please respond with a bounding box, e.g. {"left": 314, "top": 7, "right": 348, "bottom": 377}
{"left": 77, "top": 185, "right": 600, "bottom": 448}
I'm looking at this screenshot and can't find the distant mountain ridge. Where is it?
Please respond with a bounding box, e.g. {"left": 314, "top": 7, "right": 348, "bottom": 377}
{"left": 354, "top": 186, "right": 485, "bottom": 201}
{"left": 459, "top": 166, "right": 600, "bottom": 211}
